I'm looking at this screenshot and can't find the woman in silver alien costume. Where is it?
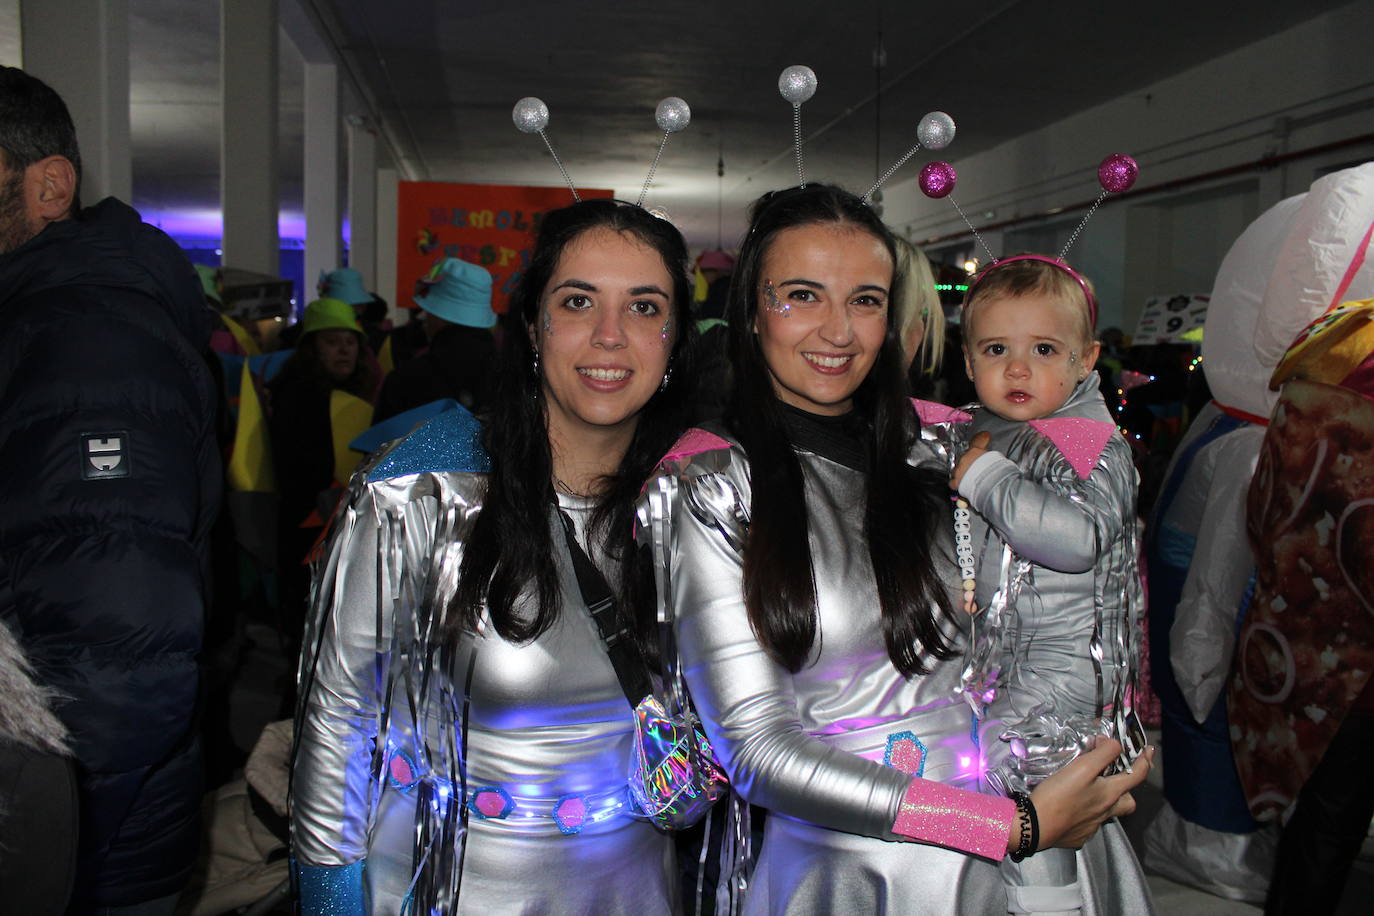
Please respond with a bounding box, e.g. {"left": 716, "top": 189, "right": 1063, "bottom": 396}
{"left": 290, "top": 199, "right": 696, "bottom": 914}
{"left": 637, "top": 185, "right": 1150, "bottom": 914}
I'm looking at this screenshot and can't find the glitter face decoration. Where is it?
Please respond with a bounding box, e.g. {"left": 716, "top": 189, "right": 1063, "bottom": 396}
{"left": 762, "top": 279, "right": 791, "bottom": 317}
{"left": 535, "top": 227, "right": 674, "bottom": 438}
{"left": 660, "top": 317, "right": 671, "bottom": 344}
{"left": 754, "top": 225, "right": 892, "bottom": 417}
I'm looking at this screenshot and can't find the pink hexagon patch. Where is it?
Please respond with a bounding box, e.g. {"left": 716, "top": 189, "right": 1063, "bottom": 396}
{"left": 467, "top": 786, "right": 514, "bottom": 820}
{"left": 884, "top": 731, "right": 928, "bottom": 777}
{"left": 386, "top": 750, "right": 418, "bottom": 789}
{"left": 553, "top": 794, "right": 588, "bottom": 835}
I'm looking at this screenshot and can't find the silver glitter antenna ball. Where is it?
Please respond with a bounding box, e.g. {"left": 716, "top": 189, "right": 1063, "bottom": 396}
{"left": 638, "top": 97, "right": 692, "bottom": 207}
{"left": 512, "top": 97, "right": 549, "bottom": 134}
{"left": 655, "top": 97, "right": 691, "bottom": 133}
{"left": 778, "top": 66, "right": 817, "bottom": 105}
{"left": 917, "top": 111, "right": 956, "bottom": 151}
{"left": 512, "top": 96, "right": 578, "bottom": 200}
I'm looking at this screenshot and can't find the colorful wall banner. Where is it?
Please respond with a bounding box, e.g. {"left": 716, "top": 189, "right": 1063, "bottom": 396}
{"left": 396, "top": 182, "right": 614, "bottom": 316}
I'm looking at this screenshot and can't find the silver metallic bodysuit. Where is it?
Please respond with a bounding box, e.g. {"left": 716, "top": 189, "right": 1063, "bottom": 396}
{"left": 957, "top": 375, "right": 1146, "bottom": 792}
{"left": 640, "top": 423, "right": 1006, "bottom": 915}
{"left": 922, "top": 375, "right": 1153, "bottom": 914}
{"left": 290, "top": 420, "right": 672, "bottom": 915}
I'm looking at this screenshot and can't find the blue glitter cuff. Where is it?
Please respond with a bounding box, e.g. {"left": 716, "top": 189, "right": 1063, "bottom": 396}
{"left": 296, "top": 860, "right": 365, "bottom": 916}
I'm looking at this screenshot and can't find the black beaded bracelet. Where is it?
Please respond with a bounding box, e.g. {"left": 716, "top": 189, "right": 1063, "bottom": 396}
{"left": 1008, "top": 790, "right": 1039, "bottom": 862}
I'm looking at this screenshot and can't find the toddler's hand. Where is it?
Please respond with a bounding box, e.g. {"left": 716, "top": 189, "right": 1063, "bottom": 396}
{"left": 951, "top": 431, "right": 992, "bottom": 490}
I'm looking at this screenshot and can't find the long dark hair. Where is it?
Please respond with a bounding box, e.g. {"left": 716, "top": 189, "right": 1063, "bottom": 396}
{"left": 449, "top": 199, "right": 694, "bottom": 644}
{"left": 725, "top": 184, "right": 955, "bottom": 677}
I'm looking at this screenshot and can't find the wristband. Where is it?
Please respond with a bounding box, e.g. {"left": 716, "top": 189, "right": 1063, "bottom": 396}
{"left": 890, "top": 776, "right": 1017, "bottom": 861}
{"left": 1007, "top": 790, "right": 1039, "bottom": 862}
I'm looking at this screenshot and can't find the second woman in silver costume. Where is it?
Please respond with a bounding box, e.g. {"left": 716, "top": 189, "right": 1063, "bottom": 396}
{"left": 639, "top": 185, "right": 1153, "bottom": 914}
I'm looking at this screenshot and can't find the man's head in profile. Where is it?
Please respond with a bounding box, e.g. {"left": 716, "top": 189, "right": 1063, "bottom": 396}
{"left": 0, "top": 65, "right": 81, "bottom": 255}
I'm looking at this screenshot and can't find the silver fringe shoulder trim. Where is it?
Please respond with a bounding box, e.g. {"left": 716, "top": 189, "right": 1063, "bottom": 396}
{"left": 637, "top": 435, "right": 753, "bottom": 915}
{"left": 291, "top": 445, "right": 487, "bottom": 914}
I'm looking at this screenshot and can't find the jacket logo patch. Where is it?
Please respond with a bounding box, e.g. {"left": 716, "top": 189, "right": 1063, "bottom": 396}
{"left": 82, "top": 432, "right": 132, "bottom": 479}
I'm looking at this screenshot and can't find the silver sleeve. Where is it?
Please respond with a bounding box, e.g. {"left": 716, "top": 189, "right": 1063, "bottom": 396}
{"left": 290, "top": 482, "right": 393, "bottom": 866}
{"left": 665, "top": 462, "right": 910, "bottom": 839}
{"left": 959, "top": 441, "right": 1134, "bottom": 574}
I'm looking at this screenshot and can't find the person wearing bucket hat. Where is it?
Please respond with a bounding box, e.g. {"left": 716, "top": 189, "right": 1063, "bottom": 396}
{"left": 318, "top": 267, "right": 371, "bottom": 306}
{"left": 269, "top": 297, "right": 378, "bottom": 672}
{"left": 318, "top": 267, "right": 390, "bottom": 351}
{"left": 374, "top": 257, "right": 498, "bottom": 420}
{"left": 291, "top": 297, "right": 369, "bottom": 384}
{"left": 414, "top": 255, "right": 497, "bottom": 328}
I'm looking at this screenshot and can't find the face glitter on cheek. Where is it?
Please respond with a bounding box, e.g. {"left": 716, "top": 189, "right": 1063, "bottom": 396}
{"left": 762, "top": 280, "right": 791, "bottom": 317}
{"left": 1068, "top": 350, "right": 1078, "bottom": 365}
{"left": 542, "top": 308, "right": 553, "bottom": 336}
{"left": 660, "top": 316, "right": 671, "bottom": 344}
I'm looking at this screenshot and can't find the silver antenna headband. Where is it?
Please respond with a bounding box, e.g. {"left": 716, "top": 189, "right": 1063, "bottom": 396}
{"left": 776, "top": 66, "right": 956, "bottom": 206}
{"left": 638, "top": 97, "right": 692, "bottom": 208}
{"left": 861, "top": 111, "right": 956, "bottom": 203}
{"left": 512, "top": 97, "right": 579, "bottom": 201}
{"left": 919, "top": 152, "right": 1140, "bottom": 265}
{"left": 778, "top": 66, "right": 817, "bottom": 188}
{"left": 513, "top": 95, "right": 693, "bottom": 209}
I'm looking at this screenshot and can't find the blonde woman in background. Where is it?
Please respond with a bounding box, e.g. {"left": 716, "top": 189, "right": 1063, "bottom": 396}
{"left": 896, "top": 238, "right": 947, "bottom": 398}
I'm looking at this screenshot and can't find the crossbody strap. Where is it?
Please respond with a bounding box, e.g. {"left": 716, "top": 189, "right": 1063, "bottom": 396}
{"left": 558, "top": 510, "right": 652, "bottom": 707}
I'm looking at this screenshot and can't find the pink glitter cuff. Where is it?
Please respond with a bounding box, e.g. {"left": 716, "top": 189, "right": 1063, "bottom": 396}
{"left": 890, "top": 777, "right": 1015, "bottom": 860}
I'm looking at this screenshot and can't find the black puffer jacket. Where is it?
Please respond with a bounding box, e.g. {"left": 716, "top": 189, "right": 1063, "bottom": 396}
{"left": 0, "top": 198, "right": 219, "bottom": 908}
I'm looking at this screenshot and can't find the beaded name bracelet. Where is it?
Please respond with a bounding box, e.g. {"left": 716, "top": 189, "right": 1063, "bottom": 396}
{"left": 954, "top": 497, "right": 977, "bottom": 614}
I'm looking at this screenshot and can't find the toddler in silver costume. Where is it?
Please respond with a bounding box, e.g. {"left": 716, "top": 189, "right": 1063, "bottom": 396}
{"left": 923, "top": 254, "right": 1151, "bottom": 915}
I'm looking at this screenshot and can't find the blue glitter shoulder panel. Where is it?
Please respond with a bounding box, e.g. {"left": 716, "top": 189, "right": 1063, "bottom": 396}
{"left": 367, "top": 404, "right": 489, "bottom": 481}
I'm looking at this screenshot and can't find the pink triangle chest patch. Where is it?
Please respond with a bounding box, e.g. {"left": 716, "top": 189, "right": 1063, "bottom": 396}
{"left": 911, "top": 398, "right": 973, "bottom": 426}
{"left": 1027, "top": 416, "right": 1118, "bottom": 478}
{"left": 658, "top": 427, "right": 732, "bottom": 465}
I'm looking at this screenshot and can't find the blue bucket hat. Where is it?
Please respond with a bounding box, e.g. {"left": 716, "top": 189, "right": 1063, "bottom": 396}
{"left": 414, "top": 257, "right": 496, "bottom": 328}
{"left": 318, "top": 267, "right": 373, "bottom": 306}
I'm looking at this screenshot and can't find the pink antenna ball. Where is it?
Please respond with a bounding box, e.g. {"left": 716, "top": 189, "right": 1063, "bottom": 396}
{"left": 919, "top": 161, "right": 957, "bottom": 199}
{"left": 1098, "top": 154, "right": 1139, "bottom": 193}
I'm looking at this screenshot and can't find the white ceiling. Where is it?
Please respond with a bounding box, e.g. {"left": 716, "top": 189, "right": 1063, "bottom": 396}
{"left": 4, "top": 0, "right": 1360, "bottom": 250}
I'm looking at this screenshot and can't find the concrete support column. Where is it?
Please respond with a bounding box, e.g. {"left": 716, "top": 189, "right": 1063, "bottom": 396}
{"left": 347, "top": 118, "right": 379, "bottom": 288}
{"left": 19, "top": 0, "right": 132, "bottom": 205}
{"left": 303, "top": 60, "right": 340, "bottom": 293}
{"left": 221, "top": 0, "right": 279, "bottom": 275}
{"left": 375, "top": 166, "right": 399, "bottom": 320}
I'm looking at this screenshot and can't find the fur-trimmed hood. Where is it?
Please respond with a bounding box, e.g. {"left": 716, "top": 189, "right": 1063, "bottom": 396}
{"left": 0, "top": 618, "right": 70, "bottom": 756}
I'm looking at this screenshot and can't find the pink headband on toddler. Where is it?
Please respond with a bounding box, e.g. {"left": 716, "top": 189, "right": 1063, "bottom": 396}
{"left": 963, "top": 254, "right": 1099, "bottom": 330}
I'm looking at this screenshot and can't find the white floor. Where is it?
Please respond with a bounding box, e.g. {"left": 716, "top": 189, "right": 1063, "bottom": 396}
{"left": 1118, "top": 733, "right": 1374, "bottom": 915}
